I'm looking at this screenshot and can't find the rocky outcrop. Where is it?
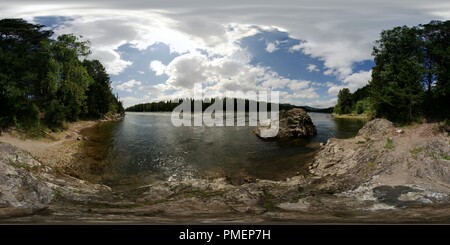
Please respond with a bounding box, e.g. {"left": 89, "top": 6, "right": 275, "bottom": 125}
{"left": 254, "top": 108, "right": 317, "bottom": 139}
{"left": 358, "top": 118, "right": 395, "bottom": 139}
{"left": 0, "top": 143, "right": 112, "bottom": 217}
{"left": 309, "top": 119, "right": 450, "bottom": 207}
{"left": 0, "top": 144, "right": 53, "bottom": 209}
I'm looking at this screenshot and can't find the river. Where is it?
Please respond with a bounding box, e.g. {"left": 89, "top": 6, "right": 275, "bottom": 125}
{"left": 81, "top": 112, "right": 367, "bottom": 187}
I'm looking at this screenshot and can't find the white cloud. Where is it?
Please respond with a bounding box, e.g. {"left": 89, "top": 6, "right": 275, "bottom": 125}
{"left": 289, "top": 44, "right": 303, "bottom": 52}
{"left": 89, "top": 48, "right": 132, "bottom": 75}
{"left": 5, "top": 1, "right": 448, "bottom": 79}
{"left": 165, "top": 54, "right": 209, "bottom": 89}
{"left": 327, "top": 70, "right": 372, "bottom": 95}
{"left": 265, "top": 41, "right": 279, "bottom": 53}
{"left": 295, "top": 41, "right": 362, "bottom": 79}
{"left": 306, "top": 64, "right": 319, "bottom": 72}
{"left": 307, "top": 98, "right": 338, "bottom": 108}
{"left": 116, "top": 79, "right": 142, "bottom": 92}
{"left": 3, "top": 0, "right": 448, "bottom": 106}
{"left": 327, "top": 85, "right": 345, "bottom": 96}
{"left": 283, "top": 88, "right": 319, "bottom": 100}
{"left": 287, "top": 80, "right": 310, "bottom": 90}
{"left": 343, "top": 70, "right": 372, "bottom": 89}
{"left": 151, "top": 50, "right": 319, "bottom": 103}
{"left": 149, "top": 60, "right": 166, "bottom": 76}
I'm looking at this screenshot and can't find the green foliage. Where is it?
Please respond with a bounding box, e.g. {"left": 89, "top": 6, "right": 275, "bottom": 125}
{"left": 333, "top": 86, "right": 374, "bottom": 116}
{"left": 0, "top": 18, "right": 124, "bottom": 131}
{"left": 7, "top": 159, "right": 31, "bottom": 171}
{"left": 354, "top": 98, "right": 375, "bottom": 115}
{"left": 370, "top": 26, "right": 425, "bottom": 123}
{"left": 370, "top": 20, "right": 450, "bottom": 123}
{"left": 335, "top": 88, "right": 352, "bottom": 114}
{"left": 0, "top": 19, "right": 53, "bottom": 127}
{"left": 384, "top": 138, "right": 395, "bottom": 150}
{"left": 126, "top": 98, "right": 301, "bottom": 112}
{"left": 82, "top": 59, "right": 124, "bottom": 118}
{"left": 410, "top": 147, "right": 423, "bottom": 159}
{"left": 410, "top": 147, "right": 423, "bottom": 155}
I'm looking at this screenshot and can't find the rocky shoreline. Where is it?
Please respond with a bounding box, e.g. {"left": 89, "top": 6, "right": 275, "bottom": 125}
{"left": 1, "top": 118, "right": 450, "bottom": 223}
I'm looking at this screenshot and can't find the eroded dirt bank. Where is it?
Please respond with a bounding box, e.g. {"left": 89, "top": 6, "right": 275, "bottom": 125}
{"left": 1, "top": 119, "right": 450, "bottom": 223}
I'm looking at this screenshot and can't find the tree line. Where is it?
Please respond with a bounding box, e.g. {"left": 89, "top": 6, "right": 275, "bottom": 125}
{"left": 125, "top": 98, "right": 321, "bottom": 112}
{"left": 335, "top": 20, "right": 449, "bottom": 123}
{"left": 334, "top": 86, "right": 374, "bottom": 116}
{"left": 0, "top": 19, "right": 124, "bottom": 131}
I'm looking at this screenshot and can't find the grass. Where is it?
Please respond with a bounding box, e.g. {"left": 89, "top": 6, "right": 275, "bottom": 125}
{"left": 7, "top": 158, "right": 31, "bottom": 170}
{"left": 425, "top": 151, "right": 450, "bottom": 161}
{"left": 367, "top": 161, "right": 377, "bottom": 169}
{"left": 384, "top": 138, "right": 395, "bottom": 150}
{"left": 14, "top": 123, "right": 49, "bottom": 139}
{"left": 410, "top": 147, "right": 423, "bottom": 159}
{"left": 332, "top": 113, "right": 370, "bottom": 120}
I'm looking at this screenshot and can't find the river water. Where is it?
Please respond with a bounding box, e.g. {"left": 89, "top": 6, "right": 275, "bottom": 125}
{"left": 81, "top": 112, "right": 367, "bottom": 187}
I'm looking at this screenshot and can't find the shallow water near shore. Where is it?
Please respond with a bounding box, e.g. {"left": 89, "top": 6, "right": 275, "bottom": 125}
{"left": 81, "top": 112, "right": 367, "bottom": 187}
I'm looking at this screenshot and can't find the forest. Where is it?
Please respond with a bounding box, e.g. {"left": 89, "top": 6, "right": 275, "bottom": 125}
{"left": 334, "top": 20, "right": 450, "bottom": 123}
{"left": 125, "top": 98, "right": 332, "bottom": 113}
{"left": 0, "top": 19, "right": 124, "bottom": 132}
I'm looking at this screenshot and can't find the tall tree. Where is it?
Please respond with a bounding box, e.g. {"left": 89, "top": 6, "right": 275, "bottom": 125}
{"left": 0, "top": 19, "right": 124, "bottom": 129}
{"left": 52, "top": 34, "right": 93, "bottom": 121}
{"left": 420, "top": 21, "right": 450, "bottom": 118}
{"left": 334, "top": 88, "right": 353, "bottom": 114}
{"left": 0, "top": 19, "right": 53, "bottom": 127}
{"left": 370, "top": 26, "right": 425, "bottom": 122}
{"left": 83, "top": 59, "right": 114, "bottom": 117}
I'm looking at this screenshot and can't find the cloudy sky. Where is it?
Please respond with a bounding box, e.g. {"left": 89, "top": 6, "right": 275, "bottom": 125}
{"left": 2, "top": 1, "right": 449, "bottom": 108}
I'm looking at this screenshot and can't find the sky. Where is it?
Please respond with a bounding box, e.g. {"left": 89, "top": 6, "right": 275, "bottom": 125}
{"left": 2, "top": 1, "right": 449, "bottom": 108}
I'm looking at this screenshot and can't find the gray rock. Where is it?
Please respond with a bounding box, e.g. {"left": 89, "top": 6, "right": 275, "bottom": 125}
{"left": 0, "top": 145, "right": 53, "bottom": 209}
{"left": 358, "top": 118, "right": 394, "bottom": 139}
{"left": 277, "top": 198, "right": 310, "bottom": 211}
{"left": 254, "top": 108, "right": 317, "bottom": 139}
{"left": 0, "top": 143, "right": 113, "bottom": 213}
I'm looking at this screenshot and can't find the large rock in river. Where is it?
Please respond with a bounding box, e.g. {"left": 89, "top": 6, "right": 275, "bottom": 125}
{"left": 254, "top": 108, "right": 317, "bottom": 139}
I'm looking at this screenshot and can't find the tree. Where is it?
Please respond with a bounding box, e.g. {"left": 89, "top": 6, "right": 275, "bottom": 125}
{"left": 0, "top": 19, "right": 53, "bottom": 127}
{"left": 334, "top": 88, "right": 353, "bottom": 114}
{"left": 420, "top": 21, "right": 450, "bottom": 118}
{"left": 370, "top": 26, "right": 425, "bottom": 122}
{"left": 0, "top": 18, "right": 124, "bottom": 130}
{"left": 52, "top": 34, "right": 93, "bottom": 122}
{"left": 83, "top": 59, "right": 114, "bottom": 117}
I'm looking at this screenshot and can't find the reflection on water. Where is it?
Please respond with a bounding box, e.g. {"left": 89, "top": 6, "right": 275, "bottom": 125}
{"left": 81, "top": 112, "right": 367, "bottom": 186}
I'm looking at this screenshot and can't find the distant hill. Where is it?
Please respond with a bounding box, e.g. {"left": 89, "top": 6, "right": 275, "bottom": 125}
{"left": 298, "top": 106, "right": 334, "bottom": 113}
{"left": 126, "top": 99, "right": 333, "bottom": 113}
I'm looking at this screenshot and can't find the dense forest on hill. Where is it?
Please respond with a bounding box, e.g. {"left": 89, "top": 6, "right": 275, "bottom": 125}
{"left": 334, "top": 20, "right": 450, "bottom": 123}
{"left": 125, "top": 98, "right": 333, "bottom": 113}
{"left": 0, "top": 19, "right": 124, "bottom": 131}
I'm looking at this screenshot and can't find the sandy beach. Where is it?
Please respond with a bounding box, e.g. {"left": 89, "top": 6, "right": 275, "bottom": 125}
{"left": 0, "top": 120, "right": 99, "bottom": 178}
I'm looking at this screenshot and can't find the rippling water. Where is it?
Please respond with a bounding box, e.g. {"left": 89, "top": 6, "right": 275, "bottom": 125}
{"left": 81, "top": 112, "right": 367, "bottom": 186}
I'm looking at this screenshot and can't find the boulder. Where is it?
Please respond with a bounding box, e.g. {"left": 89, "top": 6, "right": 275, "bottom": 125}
{"left": 358, "top": 118, "right": 394, "bottom": 139}
{"left": 254, "top": 108, "right": 317, "bottom": 139}
{"left": 0, "top": 144, "right": 53, "bottom": 209}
